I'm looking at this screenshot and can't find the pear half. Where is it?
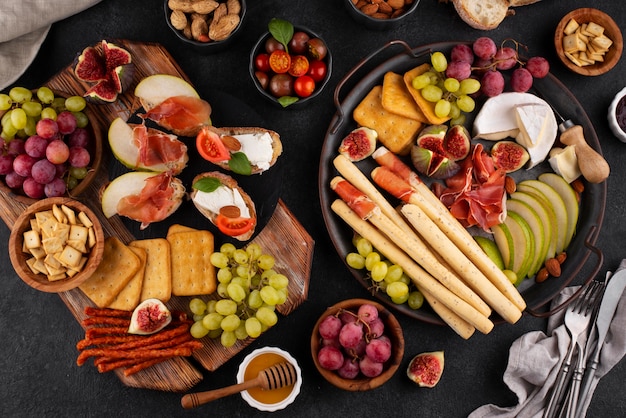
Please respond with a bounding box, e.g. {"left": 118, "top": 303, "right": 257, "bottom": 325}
{"left": 134, "top": 74, "right": 200, "bottom": 111}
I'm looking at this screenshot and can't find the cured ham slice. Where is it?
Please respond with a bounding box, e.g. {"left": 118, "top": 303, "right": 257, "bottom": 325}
{"left": 140, "top": 96, "right": 211, "bottom": 137}
{"left": 132, "top": 124, "right": 188, "bottom": 174}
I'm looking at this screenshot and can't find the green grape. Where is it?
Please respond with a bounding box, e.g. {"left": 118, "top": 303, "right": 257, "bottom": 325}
{"left": 210, "top": 252, "right": 229, "bottom": 268}
{"left": 0, "top": 94, "right": 12, "bottom": 110}
{"left": 41, "top": 107, "right": 57, "bottom": 120}
{"left": 208, "top": 328, "right": 223, "bottom": 339}
{"left": 23, "top": 117, "right": 36, "bottom": 137}
{"left": 51, "top": 97, "right": 66, "bottom": 112}
{"left": 431, "top": 51, "right": 448, "bottom": 73}
{"left": 1, "top": 131, "right": 14, "bottom": 141}
{"left": 217, "top": 267, "right": 233, "bottom": 284}
{"left": 275, "top": 288, "right": 288, "bottom": 305}
{"left": 251, "top": 273, "right": 262, "bottom": 288}
{"left": 411, "top": 74, "right": 432, "bottom": 91}
{"left": 260, "top": 285, "right": 280, "bottom": 305}
{"left": 384, "top": 264, "right": 403, "bottom": 283}
{"left": 246, "top": 243, "right": 262, "bottom": 260}
{"left": 261, "top": 303, "right": 276, "bottom": 312}
{"left": 268, "top": 273, "right": 289, "bottom": 289}
{"left": 220, "top": 242, "right": 236, "bottom": 257}
{"left": 217, "top": 282, "right": 229, "bottom": 298}
{"left": 234, "top": 322, "right": 249, "bottom": 340}
{"left": 370, "top": 261, "right": 388, "bottom": 282}
{"left": 248, "top": 289, "right": 263, "bottom": 309}
{"left": 459, "top": 78, "right": 481, "bottom": 95}
{"left": 407, "top": 291, "right": 425, "bottom": 310}
{"left": 2, "top": 118, "right": 17, "bottom": 137}
{"left": 245, "top": 317, "right": 263, "bottom": 338}
{"left": 450, "top": 114, "right": 466, "bottom": 126}
{"left": 420, "top": 85, "right": 443, "bottom": 103}
{"left": 73, "top": 111, "right": 89, "bottom": 128}
{"left": 65, "top": 96, "right": 86, "bottom": 112}
{"left": 66, "top": 176, "right": 79, "bottom": 190}
{"left": 215, "top": 299, "right": 237, "bottom": 315}
{"left": 220, "top": 330, "right": 237, "bottom": 347}
{"left": 232, "top": 249, "right": 249, "bottom": 265}
{"left": 190, "top": 321, "right": 210, "bottom": 339}
{"left": 21, "top": 101, "right": 43, "bottom": 118}
{"left": 202, "top": 312, "right": 224, "bottom": 330}
{"left": 220, "top": 314, "right": 241, "bottom": 332}
{"left": 434, "top": 99, "right": 451, "bottom": 118}
{"left": 36, "top": 86, "right": 55, "bottom": 104}
{"left": 456, "top": 95, "right": 476, "bottom": 112}
{"left": 355, "top": 237, "right": 373, "bottom": 257}
{"left": 10, "top": 108, "right": 27, "bottom": 130}
{"left": 364, "top": 251, "right": 381, "bottom": 271}
{"left": 391, "top": 293, "right": 410, "bottom": 304}
{"left": 9, "top": 87, "right": 32, "bottom": 103}
{"left": 261, "top": 268, "right": 277, "bottom": 281}
{"left": 231, "top": 276, "right": 249, "bottom": 288}
{"left": 189, "top": 298, "right": 207, "bottom": 316}
{"left": 449, "top": 101, "right": 461, "bottom": 119}
{"left": 69, "top": 166, "right": 88, "bottom": 180}
{"left": 443, "top": 77, "right": 460, "bottom": 93}
{"left": 227, "top": 282, "right": 247, "bottom": 302}
{"left": 257, "top": 254, "right": 275, "bottom": 270}
{"left": 206, "top": 299, "right": 217, "bottom": 313}
{"left": 386, "top": 281, "right": 409, "bottom": 299}
{"left": 235, "top": 264, "right": 249, "bottom": 279}
{"left": 346, "top": 252, "right": 365, "bottom": 270}
{"left": 193, "top": 314, "right": 205, "bottom": 322}
{"left": 256, "top": 306, "right": 278, "bottom": 327}
{"left": 399, "top": 273, "right": 411, "bottom": 286}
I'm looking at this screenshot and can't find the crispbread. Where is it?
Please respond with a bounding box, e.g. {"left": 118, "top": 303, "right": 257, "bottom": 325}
{"left": 167, "top": 228, "right": 216, "bottom": 296}
{"left": 353, "top": 85, "right": 421, "bottom": 156}
{"left": 79, "top": 237, "right": 141, "bottom": 308}
{"left": 381, "top": 72, "right": 428, "bottom": 123}
{"left": 107, "top": 246, "right": 147, "bottom": 311}
{"left": 129, "top": 238, "right": 172, "bottom": 303}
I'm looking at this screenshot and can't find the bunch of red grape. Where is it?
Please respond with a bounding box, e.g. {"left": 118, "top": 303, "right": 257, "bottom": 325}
{"left": 453, "top": 37, "right": 549, "bottom": 97}
{"left": 316, "top": 303, "right": 393, "bottom": 379}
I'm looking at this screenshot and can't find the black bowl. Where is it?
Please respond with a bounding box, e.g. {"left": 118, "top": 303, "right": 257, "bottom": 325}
{"left": 344, "top": 0, "right": 421, "bottom": 31}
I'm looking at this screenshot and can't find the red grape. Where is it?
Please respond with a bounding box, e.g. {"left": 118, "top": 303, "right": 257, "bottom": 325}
{"left": 450, "top": 44, "right": 474, "bottom": 65}
{"left": 22, "top": 177, "right": 45, "bottom": 198}
{"left": 56, "top": 111, "right": 77, "bottom": 135}
{"left": 481, "top": 70, "right": 505, "bottom": 97}
{"left": 357, "top": 303, "right": 379, "bottom": 324}
{"left": 13, "top": 154, "right": 36, "bottom": 177}
{"left": 473, "top": 37, "right": 497, "bottom": 60}
{"left": 318, "top": 315, "right": 342, "bottom": 340}
{"left": 339, "top": 322, "right": 363, "bottom": 349}
{"left": 318, "top": 346, "right": 344, "bottom": 370}
{"left": 68, "top": 128, "right": 91, "bottom": 148}
{"left": 36, "top": 118, "right": 59, "bottom": 139}
{"left": 365, "top": 336, "right": 392, "bottom": 363}
{"left": 24, "top": 135, "right": 48, "bottom": 158}
{"left": 31, "top": 159, "right": 56, "bottom": 184}
{"left": 337, "top": 358, "right": 360, "bottom": 379}
{"left": 7, "top": 139, "right": 25, "bottom": 156}
{"left": 494, "top": 47, "right": 518, "bottom": 70}
{"left": 46, "top": 139, "right": 70, "bottom": 164}
{"left": 5, "top": 171, "right": 25, "bottom": 188}
{"left": 367, "top": 317, "right": 385, "bottom": 338}
{"left": 359, "top": 355, "right": 384, "bottom": 378}
{"left": 511, "top": 68, "right": 533, "bottom": 92}
{"left": 446, "top": 60, "right": 472, "bottom": 80}
{"left": 44, "top": 177, "right": 66, "bottom": 197}
{"left": 0, "top": 155, "right": 14, "bottom": 175}
{"left": 68, "top": 146, "right": 90, "bottom": 168}
{"left": 339, "top": 310, "right": 357, "bottom": 324}
{"left": 526, "top": 56, "right": 549, "bottom": 78}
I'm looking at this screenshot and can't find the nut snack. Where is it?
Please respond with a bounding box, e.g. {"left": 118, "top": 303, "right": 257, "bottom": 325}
{"left": 168, "top": 0, "right": 243, "bottom": 42}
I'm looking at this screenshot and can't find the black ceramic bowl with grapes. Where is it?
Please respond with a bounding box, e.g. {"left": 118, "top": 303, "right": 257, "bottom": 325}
{"left": 0, "top": 86, "right": 103, "bottom": 205}
{"left": 310, "top": 298, "right": 404, "bottom": 391}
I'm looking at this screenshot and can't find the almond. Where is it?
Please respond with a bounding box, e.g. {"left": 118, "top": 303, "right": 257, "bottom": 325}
{"left": 536, "top": 267, "right": 549, "bottom": 283}
{"left": 504, "top": 176, "right": 516, "bottom": 194}
{"left": 360, "top": 3, "right": 379, "bottom": 15}
{"left": 545, "top": 258, "right": 561, "bottom": 277}
{"left": 219, "top": 205, "right": 241, "bottom": 219}
{"left": 556, "top": 252, "right": 567, "bottom": 264}
{"left": 571, "top": 178, "right": 584, "bottom": 194}
{"left": 221, "top": 135, "right": 241, "bottom": 151}
{"left": 387, "top": 0, "right": 406, "bottom": 9}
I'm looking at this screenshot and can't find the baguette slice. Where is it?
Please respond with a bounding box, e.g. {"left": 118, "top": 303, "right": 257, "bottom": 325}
{"left": 190, "top": 171, "right": 257, "bottom": 241}
{"left": 452, "top": 0, "right": 509, "bottom": 31}
{"left": 200, "top": 126, "right": 282, "bottom": 174}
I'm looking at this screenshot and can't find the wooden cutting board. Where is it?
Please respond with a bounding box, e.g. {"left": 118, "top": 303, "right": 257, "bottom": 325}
{"left": 0, "top": 40, "right": 313, "bottom": 392}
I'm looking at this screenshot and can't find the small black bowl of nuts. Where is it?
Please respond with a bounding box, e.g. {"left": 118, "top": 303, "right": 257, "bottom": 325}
{"left": 164, "top": 0, "right": 247, "bottom": 54}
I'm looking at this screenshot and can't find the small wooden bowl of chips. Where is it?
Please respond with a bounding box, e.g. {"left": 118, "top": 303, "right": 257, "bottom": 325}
{"left": 8, "top": 197, "right": 104, "bottom": 293}
{"left": 554, "top": 8, "right": 623, "bottom": 76}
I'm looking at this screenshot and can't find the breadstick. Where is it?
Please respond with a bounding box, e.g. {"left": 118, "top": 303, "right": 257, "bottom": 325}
{"left": 331, "top": 199, "right": 494, "bottom": 335}
{"left": 420, "top": 288, "right": 475, "bottom": 340}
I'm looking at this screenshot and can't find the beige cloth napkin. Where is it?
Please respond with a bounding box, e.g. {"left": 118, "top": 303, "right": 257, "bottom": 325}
{"left": 469, "top": 260, "right": 626, "bottom": 418}
{"left": 0, "top": 0, "right": 102, "bottom": 90}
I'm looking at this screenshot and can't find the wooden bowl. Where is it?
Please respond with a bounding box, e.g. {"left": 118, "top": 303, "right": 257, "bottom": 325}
{"left": 8, "top": 197, "right": 104, "bottom": 293}
{"left": 554, "top": 8, "right": 623, "bottom": 76}
{"left": 311, "top": 298, "right": 404, "bottom": 391}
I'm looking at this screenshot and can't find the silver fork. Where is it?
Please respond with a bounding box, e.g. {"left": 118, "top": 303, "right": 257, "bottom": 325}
{"left": 543, "top": 280, "right": 605, "bottom": 418}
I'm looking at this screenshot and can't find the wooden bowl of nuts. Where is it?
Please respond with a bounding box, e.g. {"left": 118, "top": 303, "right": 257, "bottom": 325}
{"left": 164, "top": 0, "right": 247, "bottom": 53}
{"left": 344, "top": 0, "right": 420, "bottom": 31}
{"left": 8, "top": 197, "right": 104, "bottom": 293}
{"left": 554, "top": 8, "right": 623, "bottom": 76}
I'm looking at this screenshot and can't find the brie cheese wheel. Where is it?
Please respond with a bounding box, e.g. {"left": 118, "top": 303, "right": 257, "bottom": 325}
{"left": 549, "top": 145, "right": 581, "bottom": 183}
{"left": 192, "top": 185, "right": 251, "bottom": 219}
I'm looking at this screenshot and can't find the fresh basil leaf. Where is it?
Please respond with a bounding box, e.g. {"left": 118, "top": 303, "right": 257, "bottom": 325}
{"left": 229, "top": 152, "right": 252, "bottom": 176}
{"left": 193, "top": 177, "right": 221, "bottom": 192}
{"left": 278, "top": 96, "right": 299, "bottom": 107}
{"left": 268, "top": 18, "right": 294, "bottom": 51}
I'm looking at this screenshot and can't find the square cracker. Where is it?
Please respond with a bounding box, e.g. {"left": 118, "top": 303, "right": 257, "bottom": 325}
{"left": 167, "top": 229, "right": 216, "bottom": 296}
{"left": 167, "top": 224, "right": 197, "bottom": 238}
{"left": 353, "top": 85, "right": 422, "bottom": 156}
{"left": 381, "top": 71, "right": 428, "bottom": 123}
{"left": 107, "top": 245, "right": 147, "bottom": 311}
{"left": 130, "top": 238, "right": 172, "bottom": 303}
{"left": 79, "top": 236, "right": 141, "bottom": 308}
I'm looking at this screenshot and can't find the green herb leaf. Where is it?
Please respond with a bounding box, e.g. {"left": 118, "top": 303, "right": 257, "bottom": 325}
{"left": 193, "top": 177, "right": 221, "bottom": 192}
{"left": 268, "top": 18, "right": 294, "bottom": 51}
{"left": 278, "top": 96, "right": 299, "bottom": 107}
{"left": 228, "top": 152, "right": 252, "bottom": 176}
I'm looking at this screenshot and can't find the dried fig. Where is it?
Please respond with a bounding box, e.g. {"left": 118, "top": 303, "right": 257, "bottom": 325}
{"left": 128, "top": 298, "right": 172, "bottom": 335}
{"left": 407, "top": 351, "right": 444, "bottom": 388}
{"left": 490, "top": 140, "right": 529, "bottom": 173}
{"left": 338, "top": 127, "right": 378, "bottom": 162}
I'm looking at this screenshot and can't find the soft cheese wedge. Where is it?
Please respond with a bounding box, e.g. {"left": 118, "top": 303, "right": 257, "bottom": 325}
{"left": 515, "top": 103, "right": 550, "bottom": 148}
{"left": 548, "top": 145, "right": 581, "bottom": 183}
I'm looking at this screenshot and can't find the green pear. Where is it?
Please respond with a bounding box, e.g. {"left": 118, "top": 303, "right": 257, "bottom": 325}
{"left": 505, "top": 211, "right": 535, "bottom": 281}
{"left": 537, "top": 172, "right": 579, "bottom": 249}
{"left": 101, "top": 171, "right": 160, "bottom": 218}
{"left": 506, "top": 199, "right": 547, "bottom": 277}
{"left": 510, "top": 190, "right": 557, "bottom": 262}
{"left": 134, "top": 74, "right": 200, "bottom": 110}
{"left": 474, "top": 236, "right": 505, "bottom": 270}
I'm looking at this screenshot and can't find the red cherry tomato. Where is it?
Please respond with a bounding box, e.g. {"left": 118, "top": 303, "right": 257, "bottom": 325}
{"left": 294, "top": 75, "right": 316, "bottom": 98}
{"left": 255, "top": 71, "right": 269, "bottom": 90}
{"left": 288, "top": 55, "right": 309, "bottom": 77}
{"left": 307, "top": 60, "right": 327, "bottom": 82}
{"left": 196, "top": 127, "right": 230, "bottom": 163}
{"left": 216, "top": 214, "right": 255, "bottom": 237}
{"left": 254, "top": 53, "right": 271, "bottom": 72}
{"left": 269, "top": 50, "right": 291, "bottom": 74}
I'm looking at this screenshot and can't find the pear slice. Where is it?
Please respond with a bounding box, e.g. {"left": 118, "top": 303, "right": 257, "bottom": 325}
{"left": 538, "top": 172, "right": 579, "bottom": 249}
{"left": 492, "top": 222, "right": 513, "bottom": 270}
{"left": 134, "top": 74, "right": 200, "bottom": 111}
{"left": 510, "top": 191, "right": 557, "bottom": 262}
{"left": 506, "top": 199, "right": 547, "bottom": 277}
{"left": 505, "top": 211, "right": 535, "bottom": 281}
{"left": 101, "top": 171, "right": 159, "bottom": 218}
{"left": 474, "top": 236, "right": 505, "bottom": 270}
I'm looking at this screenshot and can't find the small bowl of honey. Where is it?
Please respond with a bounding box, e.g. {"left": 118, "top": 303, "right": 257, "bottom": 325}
{"left": 236, "top": 346, "right": 302, "bottom": 412}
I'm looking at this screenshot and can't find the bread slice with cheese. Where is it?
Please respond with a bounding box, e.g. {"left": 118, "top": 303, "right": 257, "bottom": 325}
{"left": 452, "top": 0, "right": 510, "bottom": 30}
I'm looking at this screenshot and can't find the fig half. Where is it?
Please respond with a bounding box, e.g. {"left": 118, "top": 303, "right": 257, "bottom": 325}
{"left": 128, "top": 298, "right": 172, "bottom": 335}
{"left": 490, "top": 140, "right": 529, "bottom": 173}
{"left": 338, "top": 127, "right": 378, "bottom": 162}
{"left": 443, "top": 125, "right": 471, "bottom": 161}
{"left": 407, "top": 351, "right": 444, "bottom": 388}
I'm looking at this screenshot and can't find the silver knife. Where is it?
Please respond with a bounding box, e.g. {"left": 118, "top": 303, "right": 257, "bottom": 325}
{"left": 574, "top": 269, "right": 626, "bottom": 417}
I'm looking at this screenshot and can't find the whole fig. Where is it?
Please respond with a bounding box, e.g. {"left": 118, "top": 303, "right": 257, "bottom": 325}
{"left": 128, "top": 298, "right": 172, "bottom": 335}
{"left": 407, "top": 351, "right": 444, "bottom": 388}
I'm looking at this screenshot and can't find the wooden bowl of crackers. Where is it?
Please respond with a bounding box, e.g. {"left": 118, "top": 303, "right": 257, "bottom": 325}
{"left": 554, "top": 8, "right": 623, "bottom": 76}
{"left": 8, "top": 197, "right": 104, "bottom": 293}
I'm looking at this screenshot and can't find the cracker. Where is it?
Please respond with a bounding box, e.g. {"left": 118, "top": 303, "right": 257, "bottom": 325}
{"left": 381, "top": 71, "right": 428, "bottom": 123}
{"left": 79, "top": 237, "right": 140, "bottom": 308}
{"left": 130, "top": 238, "right": 172, "bottom": 303}
{"left": 107, "top": 246, "right": 147, "bottom": 311}
{"left": 167, "top": 224, "right": 198, "bottom": 238}
{"left": 167, "top": 229, "right": 216, "bottom": 296}
{"left": 353, "top": 85, "right": 422, "bottom": 156}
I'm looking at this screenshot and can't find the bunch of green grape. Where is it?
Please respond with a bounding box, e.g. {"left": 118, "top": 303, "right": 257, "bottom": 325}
{"left": 346, "top": 235, "right": 424, "bottom": 310}
{"left": 188, "top": 242, "right": 290, "bottom": 347}
{"left": 411, "top": 51, "right": 481, "bottom": 124}
{"left": 0, "top": 86, "right": 88, "bottom": 140}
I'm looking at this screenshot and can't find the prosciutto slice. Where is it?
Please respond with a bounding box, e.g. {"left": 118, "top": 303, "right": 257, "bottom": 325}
{"left": 131, "top": 124, "right": 187, "bottom": 174}
{"left": 439, "top": 144, "right": 506, "bottom": 231}
{"left": 141, "top": 96, "right": 211, "bottom": 136}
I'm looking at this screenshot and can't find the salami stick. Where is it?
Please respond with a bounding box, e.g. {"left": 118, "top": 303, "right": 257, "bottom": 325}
{"left": 84, "top": 307, "right": 133, "bottom": 319}
{"left": 86, "top": 326, "right": 129, "bottom": 339}
{"left": 77, "top": 334, "right": 144, "bottom": 350}
{"left": 82, "top": 316, "right": 130, "bottom": 327}
{"left": 78, "top": 343, "right": 197, "bottom": 366}
{"left": 123, "top": 358, "right": 166, "bottom": 376}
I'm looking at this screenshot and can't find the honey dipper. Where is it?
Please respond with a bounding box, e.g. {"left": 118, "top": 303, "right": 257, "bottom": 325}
{"left": 181, "top": 361, "right": 297, "bottom": 409}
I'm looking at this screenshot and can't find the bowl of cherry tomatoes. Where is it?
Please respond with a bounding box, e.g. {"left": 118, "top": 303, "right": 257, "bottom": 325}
{"left": 249, "top": 18, "right": 332, "bottom": 109}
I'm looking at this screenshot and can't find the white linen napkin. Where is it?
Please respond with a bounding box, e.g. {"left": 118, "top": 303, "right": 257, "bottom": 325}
{"left": 469, "top": 260, "right": 626, "bottom": 418}
{"left": 0, "top": 0, "right": 102, "bottom": 90}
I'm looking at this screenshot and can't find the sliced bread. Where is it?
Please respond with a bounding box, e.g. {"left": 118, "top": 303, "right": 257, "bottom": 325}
{"left": 452, "top": 0, "right": 509, "bottom": 30}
